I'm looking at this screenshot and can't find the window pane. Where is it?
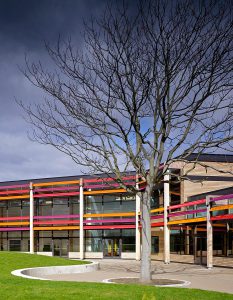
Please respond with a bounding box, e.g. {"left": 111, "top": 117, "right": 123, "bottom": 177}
{"left": 9, "top": 240, "right": 21, "bottom": 251}
{"left": 151, "top": 236, "right": 159, "bottom": 254}
{"left": 85, "top": 238, "right": 102, "bottom": 252}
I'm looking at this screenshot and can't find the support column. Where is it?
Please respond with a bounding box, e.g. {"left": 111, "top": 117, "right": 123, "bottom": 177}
{"left": 185, "top": 226, "right": 190, "bottom": 255}
{"left": 164, "top": 172, "right": 170, "bottom": 264}
{"left": 79, "top": 178, "right": 84, "bottom": 260}
{"left": 135, "top": 177, "right": 141, "bottom": 260}
{"left": 206, "top": 196, "right": 213, "bottom": 269}
{"left": 29, "top": 182, "right": 34, "bottom": 254}
{"left": 194, "top": 226, "right": 197, "bottom": 262}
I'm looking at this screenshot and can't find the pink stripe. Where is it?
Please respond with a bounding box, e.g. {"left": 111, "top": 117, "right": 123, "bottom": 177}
{"left": 0, "top": 184, "right": 29, "bottom": 190}
{"left": 34, "top": 214, "right": 80, "bottom": 219}
{"left": 0, "top": 227, "right": 29, "bottom": 231}
{"left": 168, "top": 208, "right": 206, "bottom": 218}
{"left": 169, "top": 199, "right": 206, "bottom": 210}
{"left": 34, "top": 186, "right": 79, "bottom": 192}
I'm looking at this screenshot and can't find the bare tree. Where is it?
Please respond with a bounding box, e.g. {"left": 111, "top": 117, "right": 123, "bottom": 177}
{"left": 20, "top": 0, "right": 233, "bottom": 282}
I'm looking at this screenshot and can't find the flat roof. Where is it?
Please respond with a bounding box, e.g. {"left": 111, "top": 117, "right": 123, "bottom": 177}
{"left": 0, "top": 171, "right": 136, "bottom": 187}
{"left": 185, "top": 153, "right": 233, "bottom": 163}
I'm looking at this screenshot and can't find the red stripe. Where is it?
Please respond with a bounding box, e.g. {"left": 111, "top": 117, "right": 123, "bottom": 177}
{"left": 169, "top": 199, "right": 206, "bottom": 210}
{"left": 211, "top": 214, "right": 233, "bottom": 221}
{"left": 151, "top": 222, "right": 164, "bottom": 227}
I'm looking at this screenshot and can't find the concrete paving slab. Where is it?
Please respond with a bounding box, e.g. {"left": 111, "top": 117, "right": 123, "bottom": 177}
{"left": 38, "top": 259, "right": 233, "bottom": 294}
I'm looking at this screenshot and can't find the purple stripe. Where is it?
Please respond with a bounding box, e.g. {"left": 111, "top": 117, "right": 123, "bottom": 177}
{"left": 168, "top": 208, "right": 206, "bottom": 218}
{"left": 151, "top": 215, "right": 164, "bottom": 220}
{"left": 34, "top": 214, "right": 80, "bottom": 220}
{"left": 34, "top": 186, "right": 79, "bottom": 192}
{"left": 210, "top": 193, "right": 233, "bottom": 202}
{"left": 84, "top": 183, "right": 135, "bottom": 189}
{"left": 0, "top": 227, "right": 29, "bottom": 231}
{"left": 83, "top": 218, "right": 135, "bottom": 224}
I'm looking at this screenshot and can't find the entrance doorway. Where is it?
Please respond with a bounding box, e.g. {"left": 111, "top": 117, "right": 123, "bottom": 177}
{"left": 195, "top": 236, "right": 207, "bottom": 265}
{"left": 52, "top": 239, "right": 69, "bottom": 257}
{"left": 103, "top": 238, "right": 121, "bottom": 258}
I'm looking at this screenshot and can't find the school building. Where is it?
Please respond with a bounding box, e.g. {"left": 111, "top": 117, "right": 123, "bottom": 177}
{"left": 0, "top": 153, "right": 232, "bottom": 266}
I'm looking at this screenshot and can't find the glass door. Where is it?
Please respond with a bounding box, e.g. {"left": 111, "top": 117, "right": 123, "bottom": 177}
{"left": 103, "top": 238, "right": 121, "bottom": 258}
{"left": 52, "top": 239, "right": 69, "bottom": 257}
{"left": 61, "top": 239, "right": 69, "bottom": 257}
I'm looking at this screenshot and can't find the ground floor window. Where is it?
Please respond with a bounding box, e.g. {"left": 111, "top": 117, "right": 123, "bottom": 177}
{"left": 151, "top": 236, "right": 159, "bottom": 254}
{"left": 9, "top": 240, "right": 21, "bottom": 251}
{"left": 85, "top": 229, "right": 135, "bottom": 253}
{"left": 170, "top": 231, "right": 185, "bottom": 254}
{"left": 85, "top": 238, "right": 103, "bottom": 252}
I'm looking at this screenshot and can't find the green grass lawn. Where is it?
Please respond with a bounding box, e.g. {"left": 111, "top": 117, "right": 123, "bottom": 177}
{"left": 0, "top": 251, "right": 232, "bottom": 300}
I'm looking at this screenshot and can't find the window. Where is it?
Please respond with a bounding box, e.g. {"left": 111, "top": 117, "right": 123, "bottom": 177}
{"left": 151, "top": 236, "right": 159, "bottom": 254}
{"left": 9, "top": 240, "right": 21, "bottom": 251}
{"left": 85, "top": 196, "right": 102, "bottom": 213}
{"left": 85, "top": 238, "right": 102, "bottom": 252}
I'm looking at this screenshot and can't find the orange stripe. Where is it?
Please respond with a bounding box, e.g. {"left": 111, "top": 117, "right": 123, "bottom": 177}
{"left": 0, "top": 195, "right": 29, "bottom": 200}
{"left": 151, "top": 207, "right": 164, "bottom": 213}
{"left": 137, "top": 180, "right": 146, "bottom": 185}
{"left": 84, "top": 189, "right": 126, "bottom": 195}
{"left": 33, "top": 180, "right": 80, "bottom": 187}
{"left": 168, "top": 217, "right": 206, "bottom": 225}
{"left": 170, "top": 191, "right": 181, "bottom": 196}
{"left": 34, "top": 226, "right": 79, "bottom": 230}
{"left": 84, "top": 212, "right": 135, "bottom": 218}
{"left": 0, "top": 221, "right": 29, "bottom": 226}
{"left": 210, "top": 204, "right": 233, "bottom": 212}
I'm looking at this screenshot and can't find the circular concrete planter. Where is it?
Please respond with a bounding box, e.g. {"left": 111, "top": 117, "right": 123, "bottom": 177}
{"left": 11, "top": 261, "right": 99, "bottom": 281}
{"left": 102, "top": 277, "right": 190, "bottom": 287}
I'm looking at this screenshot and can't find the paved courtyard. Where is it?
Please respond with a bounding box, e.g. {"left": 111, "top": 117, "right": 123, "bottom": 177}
{"left": 40, "top": 258, "right": 233, "bottom": 294}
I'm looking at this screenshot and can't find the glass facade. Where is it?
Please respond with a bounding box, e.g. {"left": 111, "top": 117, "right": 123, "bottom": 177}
{"left": 0, "top": 193, "right": 136, "bottom": 256}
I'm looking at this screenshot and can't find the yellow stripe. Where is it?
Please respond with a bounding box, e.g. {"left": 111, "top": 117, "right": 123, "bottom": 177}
{"left": 0, "top": 222, "right": 29, "bottom": 226}
{"left": 213, "top": 224, "right": 227, "bottom": 227}
{"left": 0, "top": 195, "right": 29, "bottom": 200}
{"left": 84, "top": 189, "right": 126, "bottom": 195}
{"left": 168, "top": 217, "right": 206, "bottom": 225}
{"left": 34, "top": 226, "right": 80, "bottom": 230}
{"left": 210, "top": 204, "right": 233, "bottom": 212}
{"left": 33, "top": 180, "right": 79, "bottom": 187}
{"left": 84, "top": 212, "right": 135, "bottom": 218}
{"left": 151, "top": 207, "right": 164, "bottom": 213}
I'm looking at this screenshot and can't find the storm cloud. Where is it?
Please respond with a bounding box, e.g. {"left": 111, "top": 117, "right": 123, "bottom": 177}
{"left": 0, "top": 0, "right": 108, "bottom": 181}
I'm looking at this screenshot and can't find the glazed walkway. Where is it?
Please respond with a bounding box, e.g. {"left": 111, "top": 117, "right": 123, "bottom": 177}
{"left": 39, "top": 258, "right": 233, "bottom": 294}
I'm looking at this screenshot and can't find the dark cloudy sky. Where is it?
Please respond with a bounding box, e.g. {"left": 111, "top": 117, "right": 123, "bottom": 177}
{"left": 0, "top": 0, "right": 109, "bottom": 181}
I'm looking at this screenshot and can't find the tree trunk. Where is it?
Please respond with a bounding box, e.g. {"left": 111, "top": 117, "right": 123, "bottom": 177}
{"left": 140, "top": 184, "right": 152, "bottom": 283}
